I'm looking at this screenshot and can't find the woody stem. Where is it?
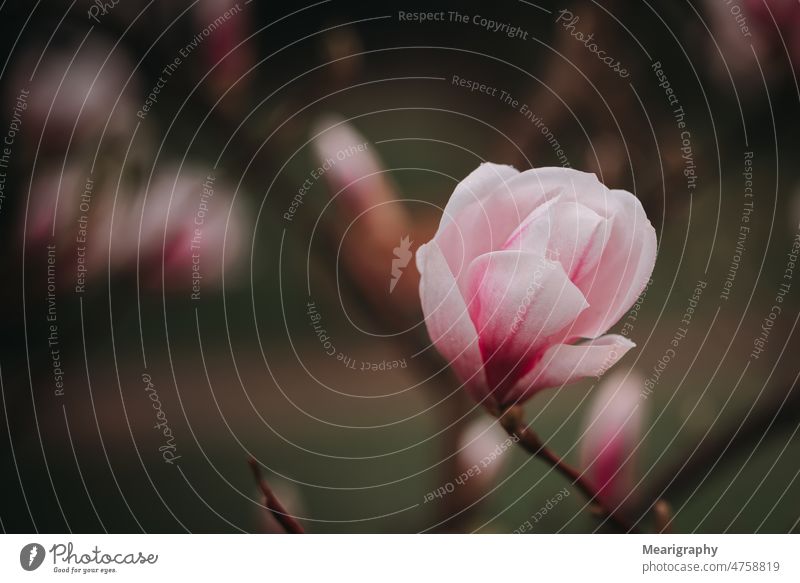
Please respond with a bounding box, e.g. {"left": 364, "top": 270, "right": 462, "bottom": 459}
{"left": 248, "top": 458, "right": 305, "bottom": 534}
{"left": 497, "top": 405, "right": 637, "bottom": 533}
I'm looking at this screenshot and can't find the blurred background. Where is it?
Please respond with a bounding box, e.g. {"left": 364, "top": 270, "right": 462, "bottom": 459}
{"left": 1, "top": 0, "right": 799, "bottom": 533}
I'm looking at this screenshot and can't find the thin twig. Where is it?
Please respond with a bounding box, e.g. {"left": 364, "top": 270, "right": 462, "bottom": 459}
{"left": 644, "top": 380, "right": 800, "bottom": 505}
{"left": 497, "top": 405, "right": 638, "bottom": 533}
{"left": 248, "top": 458, "right": 305, "bottom": 534}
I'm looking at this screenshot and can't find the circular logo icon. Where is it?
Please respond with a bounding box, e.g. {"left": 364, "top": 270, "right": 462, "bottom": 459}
{"left": 20, "top": 543, "right": 46, "bottom": 571}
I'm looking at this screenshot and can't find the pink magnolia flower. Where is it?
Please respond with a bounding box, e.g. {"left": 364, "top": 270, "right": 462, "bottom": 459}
{"left": 310, "top": 117, "right": 415, "bottom": 305}
{"left": 9, "top": 37, "right": 138, "bottom": 152}
{"left": 745, "top": 0, "right": 800, "bottom": 70}
{"left": 704, "top": 0, "right": 800, "bottom": 90}
{"left": 25, "top": 165, "right": 86, "bottom": 251}
{"left": 417, "top": 164, "right": 656, "bottom": 408}
{"left": 195, "top": 0, "right": 255, "bottom": 101}
{"left": 134, "top": 168, "right": 247, "bottom": 292}
{"left": 23, "top": 164, "right": 247, "bottom": 294}
{"left": 580, "top": 369, "right": 645, "bottom": 511}
{"left": 23, "top": 165, "right": 135, "bottom": 284}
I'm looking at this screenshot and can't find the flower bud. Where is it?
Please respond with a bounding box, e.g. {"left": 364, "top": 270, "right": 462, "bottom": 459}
{"left": 195, "top": 0, "right": 254, "bottom": 106}
{"left": 310, "top": 117, "right": 416, "bottom": 311}
{"left": 8, "top": 37, "right": 138, "bottom": 153}
{"left": 579, "top": 369, "right": 645, "bottom": 512}
{"left": 457, "top": 416, "right": 511, "bottom": 491}
{"left": 134, "top": 167, "right": 248, "bottom": 293}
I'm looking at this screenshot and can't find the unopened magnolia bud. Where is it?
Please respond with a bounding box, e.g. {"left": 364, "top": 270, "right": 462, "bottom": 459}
{"left": 135, "top": 167, "right": 248, "bottom": 293}
{"left": 580, "top": 369, "right": 646, "bottom": 512}
{"left": 457, "top": 416, "right": 511, "bottom": 490}
{"left": 9, "top": 37, "right": 138, "bottom": 152}
{"left": 310, "top": 117, "right": 416, "bottom": 312}
{"left": 23, "top": 165, "right": 134, "bottom": 288}
{"left": 195, "top": 0, "right": 254, "bottom": 106}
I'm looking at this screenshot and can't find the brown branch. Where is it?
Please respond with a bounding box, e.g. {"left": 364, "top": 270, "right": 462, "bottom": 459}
{"left": 643, "top": 380, "right": 800, "bottom": 506}
{"left": 497, "top": 405, "right": 638, "bottom": 533}
{"left": 248, "top": 458, "right": 305, "bottom": 534}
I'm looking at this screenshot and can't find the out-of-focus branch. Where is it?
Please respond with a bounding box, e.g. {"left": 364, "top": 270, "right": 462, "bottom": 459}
{"left": 642, "top": 379, "right": 800, "bottom": 506}
{"left": 497, "top": 405, "right": 638, "bottom": 533}
{"left": 248, "top": 458, "right": 305, "bottom": 534}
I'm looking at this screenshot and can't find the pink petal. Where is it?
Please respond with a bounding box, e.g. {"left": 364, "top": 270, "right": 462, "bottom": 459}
{"left": 417, "top": 240, "right": 486, "bottom": 396}
{"left": 547, "top": 202, "right": 610, "bottom": 282}
{"left": 500, "top": 195, "right": 563, "bottom": 252}
{"left": 465, "top": 250, "right": 588, "bottom": 400}
{"left": 569, "top": 189, "right": 657, "bottom": 338}
{"left": 506, "top": 334, "right": 635, "bottom": 404}
{"left": 439, "top": 162, "right": 519, "bottom": 230}
{"left": 434, "top": 167, "right": 575, "bottom": 293}
{"left": 504, "top": 199, "right": 611, "bottom": 283}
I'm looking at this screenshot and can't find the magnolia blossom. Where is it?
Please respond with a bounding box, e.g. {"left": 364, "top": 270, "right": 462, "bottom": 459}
{"left": 310, "top": 117, "right": 415, "bottom": 305}
{"left": 745, "top": 0, "right": 800, "bottom": 71}
{"left": 579, "top": 369, "right": 645, "bottom": 511}
{"left": 24, "top": 166, "right": 136, "bottom": 284}
{"left": 23, "top": 164, "right": 247, "bottom": 293}
{"left": 195, "top": 0, "right": 254, "bottom": 101}
{"left": 9, "top": 37, "right": 138, "bottom": 151}
{"left": 133, "top": 168, "right": 247, "bottom": 291}
{"left": 704, "top": 0, "right": 800, "bottom": 91}
{"left": 457, "top": 416, "right": 512, "bottom": 490}
{"left": 417, "top": 164, "right": 656, "bottom": 407}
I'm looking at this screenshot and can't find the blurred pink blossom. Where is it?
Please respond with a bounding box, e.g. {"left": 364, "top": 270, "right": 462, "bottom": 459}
{"left": 8, "top": 37, "right": 138, "bottom": 152}
{"left": 23, "top": 164, "right": 248, "bottom": 294}
{"left": 457, "top": 416, "right": 512, "bottom": 491}
{"left": 310, "top": 117, "right": 416, "bottom": 306}
{"left": 195, "top": 0, "right": 255, "bottom": 101}
{"left": 745, "top": 0, "right": 800, "bottom": 68}
{"left": 23, "top": 165, "right": 134, "bottom": 285}
{"left": 134, "top": 167, "right": 248, "bottom": 292}
{"left": 704, "top": 0, "right": 800, "bottom": 90}
{"left": 579, "top": 369, "right": 645, "bottom": 511}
